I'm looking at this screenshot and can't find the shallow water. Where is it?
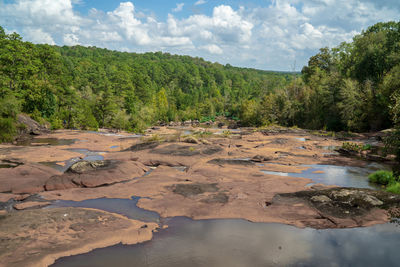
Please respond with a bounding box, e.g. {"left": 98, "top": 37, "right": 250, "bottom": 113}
{"left": 86, "top": 131, "right": 142, "bottom": 138}
{"left": 48, "top": 197, "right": 159, "bottom": 223}
{"left": 16, "top": 138, "right": 76, "bottom": 146}
{"left": 261, "top": 163, "right": 390, "bottom": 189}
{"left": 0, "top": 159, "right": 23, "bottom": 168}
{"left": 52, "top": 217, "right": 400, "bottom": 267}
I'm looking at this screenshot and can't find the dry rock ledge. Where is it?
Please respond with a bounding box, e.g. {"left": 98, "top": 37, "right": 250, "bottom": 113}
{"left": 0, "top": 208, "right": 157, "bottom": 267}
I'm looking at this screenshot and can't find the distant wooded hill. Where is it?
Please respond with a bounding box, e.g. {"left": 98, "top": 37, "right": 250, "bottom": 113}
{"left": 1, "top": 21, "right": 400, "bottom": 142}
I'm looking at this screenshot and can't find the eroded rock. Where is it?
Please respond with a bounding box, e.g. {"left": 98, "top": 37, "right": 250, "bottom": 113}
{"left": 67, "top": 160, "right": 114, "bottom": 174}
{"left": 152, "top": 144, "right": 223, "bottom": 157}
{"left": 45, "top": 160, "right": 148, "bottom": 190}
{"left": 171, "top": 183, "right": 219, "bottom": 197}
{"left": 275, "top": 187, "right": 400, "bottom": 219}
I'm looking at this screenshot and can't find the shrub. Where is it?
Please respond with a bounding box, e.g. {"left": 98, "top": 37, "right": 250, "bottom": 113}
{"left": 387, "top": 182, "right": 400, "bottom": 194}
{"left": 342, "top": 142, "right": 372, "bottom": 152}
{"left": 0, "top": 117, "right": 17, "bottom": 142}
{"left": 384, "top": 128, "right": 400, "bottom": 162}
{"left": 368, "top": 170, "right": 396, "bottom": 185}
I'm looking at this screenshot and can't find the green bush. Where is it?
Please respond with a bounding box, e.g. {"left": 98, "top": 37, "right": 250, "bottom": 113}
{"left": 49, "top": 116, "right": 63, "bottom": 130}
{"left": 342, "top": 142, "right": 372, "bottom": 152}
{"left": 368, "top": 170, "right": 396, "bottom": 185}
{"left": 0, "top": 117, "right": 17, "bottom": 142}
{"left": 387, "top": 182, "right": 400, "bottom": 194}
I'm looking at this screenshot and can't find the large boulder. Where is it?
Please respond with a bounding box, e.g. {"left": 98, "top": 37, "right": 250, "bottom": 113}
{"left": 17, "top": 114, "right": 49, "bottom": 136}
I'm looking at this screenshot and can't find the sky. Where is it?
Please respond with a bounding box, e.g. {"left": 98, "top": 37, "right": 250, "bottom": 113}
{"left": 0, "top": 0, "right": 399, "bottom": 71}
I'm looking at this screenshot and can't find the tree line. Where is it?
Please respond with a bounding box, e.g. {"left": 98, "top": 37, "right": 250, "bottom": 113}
{"left": 1, "top": 21, "right": 399, "bottom": 143}
{"left": 0, "top": 25, "right": 294, "bottom": 140}
{"left": 245, "top": 21, "right": 400, "bottom": 133}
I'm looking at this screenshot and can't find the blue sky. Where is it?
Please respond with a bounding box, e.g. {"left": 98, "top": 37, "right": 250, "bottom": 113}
{"left": 0, "top": 0, "right": 399, "bottom": 71}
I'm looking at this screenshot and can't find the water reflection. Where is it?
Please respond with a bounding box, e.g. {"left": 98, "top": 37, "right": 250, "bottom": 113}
{"left": 261, "top": 163, "right": 390, "bottom": 189}
{"left": 52, "top": 217, "right": 400, "bottom": 267}
{"left": 48, "top": 197, "right": 159, "bottom": 223}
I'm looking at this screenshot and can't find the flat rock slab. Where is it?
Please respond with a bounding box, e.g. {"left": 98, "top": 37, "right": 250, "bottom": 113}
{"left": 13, "top": 201, "right": 51, "bottom": 210}
{"left": 45, "top": 160, "right": 148, "bottom": 190}
{"left": 0, "top": 207, "right": 157, "bottom": 267}
{"left": 0, "top": 163, "right": 60, "bottom": 194}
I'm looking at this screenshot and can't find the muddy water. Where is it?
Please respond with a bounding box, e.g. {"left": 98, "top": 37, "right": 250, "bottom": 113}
{"left": 52, "top": 217, "right": 400, "bottom": 267}
{"left": 48, "top": 197, "right": 159, "bottom": 223}
{"left": 261, "top": 163, "right": 390, "bottom": 189}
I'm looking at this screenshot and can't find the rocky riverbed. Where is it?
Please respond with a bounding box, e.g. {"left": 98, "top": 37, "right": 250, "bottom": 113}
{"left": 0, "top": 126, "right": 398, "bottom": 266}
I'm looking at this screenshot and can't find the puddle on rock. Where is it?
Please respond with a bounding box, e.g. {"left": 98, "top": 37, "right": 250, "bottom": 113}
{"left": 47, "top": 197, "right": 159, "bottom": 223}
{"left": 52, "top": 217, "right": 400, "bottom": 267}
{"left": 40, "top": 149, "right": 106, "bottom": 172}
{"left": 0, "top": 159, "right": 23, "bottom": 168}
{"left": 261, "top": 163, "right": 390, "bottom": 189}
{"left": 317, "top": 145, "right": 339, "bottom": 151}
{"left": 16, "top": 138, "right": 76, "bottom": 146}
{"left": 294, "top": 137, "right": 307, "bottom": 142}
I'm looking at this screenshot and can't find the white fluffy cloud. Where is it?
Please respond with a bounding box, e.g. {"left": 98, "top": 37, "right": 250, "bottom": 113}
{"left": 195, "top": 0, "right": 207, "bottom": 6}
{"left": 172, "top": 3, "right": 184, "bottom": 13}
{"left": 0, "top": 0, "right": 399, "bottom": 70}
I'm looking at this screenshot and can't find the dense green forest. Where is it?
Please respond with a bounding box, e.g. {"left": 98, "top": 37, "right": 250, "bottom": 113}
{"left": 0, "top": 21, "right": 399, "bottom": 144}
{"left": 0, "top": 25, "right": 294, "bottom": 139}
{"left": 252, "top": 21, "right": 400, "bottom": 133}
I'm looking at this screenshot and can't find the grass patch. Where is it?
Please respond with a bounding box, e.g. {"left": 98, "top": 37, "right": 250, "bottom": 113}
{"left": 368, "top": 170, "right": 396, "bottom": 185}
{"left": 387, "top": 182, "right": 400, "bottom": 194}
{"left": 369, "top": 170, "right": 400, "bottom": 194}
{"left": 142, "top": 134, "right": 164, "bottom": 143}
{"left": 193, "top": 131, "right": 213, "bottom": 138}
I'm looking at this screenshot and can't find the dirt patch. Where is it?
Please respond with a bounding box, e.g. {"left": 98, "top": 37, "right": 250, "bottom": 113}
{"left": 151, "top": 144, "right": 223, "bottom": 157}
{"left": 201, "top": 192, "right": 229, "bottom": 204}
{"left": 171, "top": 183, "right": 219, "bottom": 197}
{"left": 207, "top": 158, "right": 255, "bottom": 166}
{"left": 125, "top": 141, "right": 159, "bottom": 152}
{"left": 269, "top": 138, "right": 289, "bottom": 145}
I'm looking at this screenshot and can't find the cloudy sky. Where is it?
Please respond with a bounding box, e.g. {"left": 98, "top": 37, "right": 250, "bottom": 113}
{"left": 0, "top": 0, "right": 399, "bottom": 71}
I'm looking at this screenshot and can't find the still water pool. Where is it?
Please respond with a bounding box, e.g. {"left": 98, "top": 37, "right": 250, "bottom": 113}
{"left": 52, "top": 217, "right": 400, "bottom": 267}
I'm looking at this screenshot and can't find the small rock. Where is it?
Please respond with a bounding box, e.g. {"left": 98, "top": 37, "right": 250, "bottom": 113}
{"left": 310, "top": 195, "right": 332, "bottom": 203}
{"left": 200, "top": 139, "right": 211, "bottom": 145}
{"left": 331, "top": 189, "right": 357, "bottom": 198}
{"left": 363, "top": 195, "right": 383, "bottom": 206}
{"left": 13, "top": 201, "right": 51, "bottom": 210}
{"left": 183, "top": 136, "right": 200, "bottom": 144}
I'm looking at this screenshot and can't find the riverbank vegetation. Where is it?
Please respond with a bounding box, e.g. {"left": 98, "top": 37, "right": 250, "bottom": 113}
{"left": 369, "top": 170, "right": 400, "bottom": 194}
{"left": 0, "top": 22, "right": 399, "bottom": 150}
